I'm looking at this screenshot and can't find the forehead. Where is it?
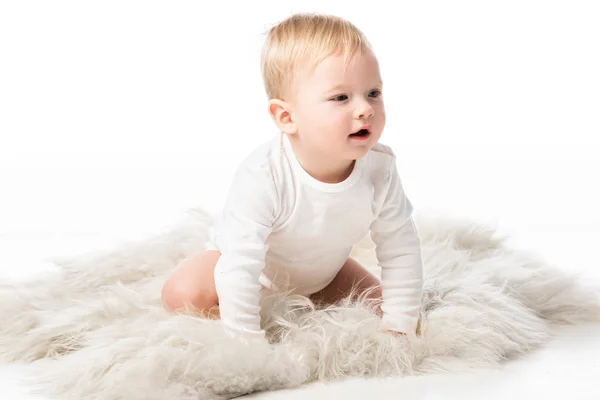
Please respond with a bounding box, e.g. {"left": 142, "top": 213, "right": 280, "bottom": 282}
{"left": 298, "top": 49, "right": 380, "bottom": 85}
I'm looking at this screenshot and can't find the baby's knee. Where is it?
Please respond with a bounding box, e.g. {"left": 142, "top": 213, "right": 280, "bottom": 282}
{"left": 161, "top": 278, "right": 217, "bottom": 314}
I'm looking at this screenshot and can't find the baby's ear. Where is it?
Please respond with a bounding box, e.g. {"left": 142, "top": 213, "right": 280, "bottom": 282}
{"left": 268, "top": 99, "right": 297, "bottom": 135}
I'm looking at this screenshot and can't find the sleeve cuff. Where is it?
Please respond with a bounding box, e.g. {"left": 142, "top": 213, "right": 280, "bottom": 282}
{"left": 380, "top": 312, "right": 419, "bottom": 339}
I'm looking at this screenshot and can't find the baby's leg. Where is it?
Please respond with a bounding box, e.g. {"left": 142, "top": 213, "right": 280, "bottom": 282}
{"left": 311, "top": 258, "right": 426, "bottom": 336}
{"left": 161, "top": 250, "right": 221, "bottom": 318}
{"left": 310, "top": 257, "right": 383, "bottom": 314}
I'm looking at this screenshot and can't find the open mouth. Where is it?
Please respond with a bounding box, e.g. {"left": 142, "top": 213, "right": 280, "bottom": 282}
{"left": 349, "top": 129, "right": 371, "bottom": 139}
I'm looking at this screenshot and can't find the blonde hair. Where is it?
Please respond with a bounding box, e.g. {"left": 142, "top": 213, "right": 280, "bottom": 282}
{"left": 260, "top": 13, "right": 373, "bottom": 101}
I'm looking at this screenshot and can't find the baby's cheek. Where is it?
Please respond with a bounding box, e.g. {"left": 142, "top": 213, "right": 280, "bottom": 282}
{"left": 329, "top": 114, "right": 350, "bottom": 132}
{"left": 376, "top": 107, "right": 386, "bottom": 128}
{"left": 314, "top": 117, "right": 338, "bottom": 136}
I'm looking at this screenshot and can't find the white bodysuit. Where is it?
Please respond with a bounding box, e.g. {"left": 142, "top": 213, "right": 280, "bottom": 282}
{"left": 209, "top": 133, "right": 423, "bottom": 339}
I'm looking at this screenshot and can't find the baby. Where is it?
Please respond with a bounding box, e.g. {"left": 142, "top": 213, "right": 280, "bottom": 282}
{"left": 161, "top": 13, "right": 424, "bottom": 342}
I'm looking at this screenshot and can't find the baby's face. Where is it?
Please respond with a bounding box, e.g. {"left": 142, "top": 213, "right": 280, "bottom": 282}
{"left": 289, "top": 48, "right": 385, "bottom": 161}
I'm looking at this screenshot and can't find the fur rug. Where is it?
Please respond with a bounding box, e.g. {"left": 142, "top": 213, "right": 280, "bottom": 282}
{"left": 0, "top": 208, "right": 598, "bottom": 399}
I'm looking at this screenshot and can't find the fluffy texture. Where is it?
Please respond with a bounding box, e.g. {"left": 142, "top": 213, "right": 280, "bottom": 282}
{"left": 0, "top": 208, "right": 598, "bottom": 399}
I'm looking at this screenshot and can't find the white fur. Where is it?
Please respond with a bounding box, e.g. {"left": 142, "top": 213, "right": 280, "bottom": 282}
{"left": 0, "top": 208, "right": 598, "bottom": 399}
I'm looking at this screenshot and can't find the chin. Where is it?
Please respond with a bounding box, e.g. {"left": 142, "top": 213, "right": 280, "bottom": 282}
{"left": 348, "top": 145, "right": 372, "bottom": 159}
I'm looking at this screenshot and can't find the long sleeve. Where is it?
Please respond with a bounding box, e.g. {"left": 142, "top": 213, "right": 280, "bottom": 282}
{"left": 369, "top": 156, "right": 423, "bottom": 336}
{"left": 213, "top": 162, "right": 278, "bottom": 341}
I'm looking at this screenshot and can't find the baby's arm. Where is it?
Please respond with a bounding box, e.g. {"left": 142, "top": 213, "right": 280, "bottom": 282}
{"left": 369, "top": 156, "right": 424, "bottom": 337}
{"left": 213, "top": 163, "right": 277, "bottom": 342}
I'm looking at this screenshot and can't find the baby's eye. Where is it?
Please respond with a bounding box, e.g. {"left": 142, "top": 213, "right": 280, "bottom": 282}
{"left": 369, "top": 90, "right": 382, "bottom": 98}
{"left": 331, "top": 94, "right": 348, "bottom": 102}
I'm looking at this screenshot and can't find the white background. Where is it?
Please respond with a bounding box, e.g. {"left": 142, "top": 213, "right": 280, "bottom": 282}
{"left": 1, "top": 1, "right": 599, "bottom": 399}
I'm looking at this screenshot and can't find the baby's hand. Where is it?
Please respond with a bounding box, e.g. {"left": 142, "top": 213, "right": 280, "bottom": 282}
{"left": 383, "top": 313, "right": 426, "bottom": 338}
